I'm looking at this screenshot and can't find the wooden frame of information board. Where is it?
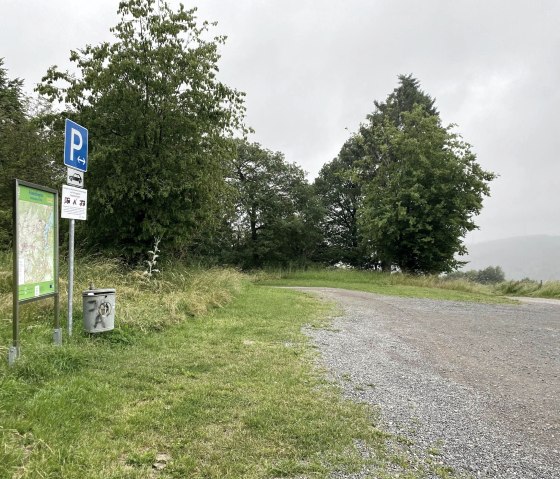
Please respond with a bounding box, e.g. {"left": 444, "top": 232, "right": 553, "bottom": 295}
{"left": 10, "top": 179, "right": 60, "bottom": 365}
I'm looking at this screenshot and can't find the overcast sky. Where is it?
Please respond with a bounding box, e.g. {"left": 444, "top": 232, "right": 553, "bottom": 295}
{"left": 2, "top": 0, "right": 559, "bottom": 244}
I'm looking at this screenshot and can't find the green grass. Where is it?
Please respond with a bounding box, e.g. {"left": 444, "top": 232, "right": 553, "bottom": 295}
{"left": 0, "top": 258, "right": 461, "bottom": 478}
{"left": 255, "top": 268, "right": 513, "bottom": 304}
{"left": 494, "top": 279, "right": 560, "bottom": 299}
{"left": 1, "top": 287, "right": 381, "bottom": 478}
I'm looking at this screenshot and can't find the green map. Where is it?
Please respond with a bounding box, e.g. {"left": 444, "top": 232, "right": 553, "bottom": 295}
{"left": 17, "top": 184, "right": 57, "bottom": 300}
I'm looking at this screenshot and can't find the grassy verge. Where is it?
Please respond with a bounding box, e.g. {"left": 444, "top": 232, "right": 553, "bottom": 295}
{"left": 494, "top": 279, "right": 560, "bottom": 299}
{"left": 0, "top": 287, "right": 373, "bottom": 478}
{"left": 254, "top": 268, "right": 513, "bottom": 304}
{"left": 0, "top": 258, "right": 460, "bottom": 479}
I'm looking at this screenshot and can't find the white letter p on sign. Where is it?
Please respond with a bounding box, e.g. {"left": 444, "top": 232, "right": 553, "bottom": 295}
{"left": 70, "top": 128, "right": 83, "bottom": 161}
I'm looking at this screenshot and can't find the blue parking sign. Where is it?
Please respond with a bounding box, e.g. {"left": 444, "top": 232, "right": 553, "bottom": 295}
{"left": 64, "top": 119, "right": 88, "bottom": 172}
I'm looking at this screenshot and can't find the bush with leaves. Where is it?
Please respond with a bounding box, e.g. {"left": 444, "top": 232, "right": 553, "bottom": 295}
{"left": 447, "top": 265, "right": 506, "bottom": 284}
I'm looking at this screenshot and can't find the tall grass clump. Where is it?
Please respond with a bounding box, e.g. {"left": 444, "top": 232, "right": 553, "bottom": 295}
{"left": 494, "top": 279, "right": 560, "bottom": 298}
{"left": 0, "top": 252, "right": 247, "bottom": 348}
{"left": 71, "top": 257, "right": 246, "bottom": 332}
{"left": 535, "top": 281, "right": 560, "bottom": 298}
{"left": 132, "top": 266, "right": 246, "bottom": 328}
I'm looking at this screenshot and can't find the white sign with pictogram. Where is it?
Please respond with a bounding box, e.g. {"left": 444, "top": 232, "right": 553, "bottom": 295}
{"left": 61, "top": 185, "right": 88, "bottom": 220}
{"left": 67, "top": 167, "right": 84, "bottom": 188}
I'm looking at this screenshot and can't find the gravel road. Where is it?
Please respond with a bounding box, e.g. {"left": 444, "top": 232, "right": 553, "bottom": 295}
{"left": 298, "top": 288, "right": 560, "bottom": 478}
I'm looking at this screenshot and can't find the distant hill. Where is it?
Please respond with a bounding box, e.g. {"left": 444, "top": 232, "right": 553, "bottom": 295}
{"left": 460, "top": 235, "right": 560, "bottom": 281}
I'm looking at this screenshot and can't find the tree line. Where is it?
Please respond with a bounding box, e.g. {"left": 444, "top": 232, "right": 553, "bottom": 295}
{"left": 0, "top": 0, "right": 495, "bottom": 274}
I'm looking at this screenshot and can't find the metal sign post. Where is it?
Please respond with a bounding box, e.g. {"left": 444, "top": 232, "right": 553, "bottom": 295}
{"left": 63, "top": 119, "right": 88, "bottom": 337}
{"left": 68, "top": 219, "right": 74, "bottom": 335}
{"left": 61, "top": 185, "right": 88, "bottom": 335}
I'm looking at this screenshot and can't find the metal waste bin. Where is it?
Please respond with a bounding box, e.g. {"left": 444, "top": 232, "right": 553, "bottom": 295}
{"left": 83, "top": 288, "right": 116, "bottom": 333}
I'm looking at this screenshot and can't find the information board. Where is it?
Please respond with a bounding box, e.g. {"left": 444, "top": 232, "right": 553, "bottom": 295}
{"left": 15, "top": 181, "right": 58, "bottom": 301}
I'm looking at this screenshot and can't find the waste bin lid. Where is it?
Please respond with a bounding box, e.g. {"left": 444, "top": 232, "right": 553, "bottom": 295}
{"left": 83, "top": 288, "right": 116, "bottom": 297}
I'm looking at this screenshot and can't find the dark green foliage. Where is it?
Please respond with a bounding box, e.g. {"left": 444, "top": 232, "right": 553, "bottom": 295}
{"left": 0, "top": 59, "right": 24, "bottom": 123}
{"left": 0, "top": 60, "right": 60, "bottom": 249}
{"left": 230, "top": 140, "right": 321, "bottom": 268}
{"left": 360, "top": 105, "right": 495, "bottom": 274}
{"left": 315, "top": 75, "right": 484, "bottom": 273}
{"left": 314, "top": 135, "right": 367, "bottom": 266}
{"left": 358, "top": 74, "right": 438, "bottom": 182}
{"left": 370, "top": 74, "right": 438, "bottom": 126}
{"left": 318, "top": 75, "right": 495, "bottom": 274}
{"left": 37, "top": 0, "right": 246, "bottom": 261}
{"left": 475, "top": 265, "right": 506, "bottom": 284}
{"left": 447, "top": 265, "right": 506, "bottom": 284}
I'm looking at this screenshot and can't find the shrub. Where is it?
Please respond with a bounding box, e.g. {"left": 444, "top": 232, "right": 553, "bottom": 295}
{"left": 446, "top": 265, "right": 505, "bottom": 284}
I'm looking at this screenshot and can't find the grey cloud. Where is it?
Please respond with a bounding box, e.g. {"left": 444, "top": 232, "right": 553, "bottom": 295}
{"left": 2, "top": 0, "right": 559, "bottom": 242}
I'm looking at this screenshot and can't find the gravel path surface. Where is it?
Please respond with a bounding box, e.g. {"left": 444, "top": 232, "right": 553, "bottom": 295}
{"left": 298, "top": 288, "right": 560, "bottom": 478}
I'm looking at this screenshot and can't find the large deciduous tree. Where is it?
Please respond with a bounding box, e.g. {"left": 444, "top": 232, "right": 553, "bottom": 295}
{"left": 317, "top": 75, "right": 494, "bottom": 273}
{"left": 37, "top": 0, "right": 246, "bottom": 260}
{"left": 359, "top": 105, "right": 495, "bottom": 274}
{"left": 315, "top": 75, "right": 439, "bottom": 268}
{"left": 230, "top": 140, "right": 321, "bottom": 268}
